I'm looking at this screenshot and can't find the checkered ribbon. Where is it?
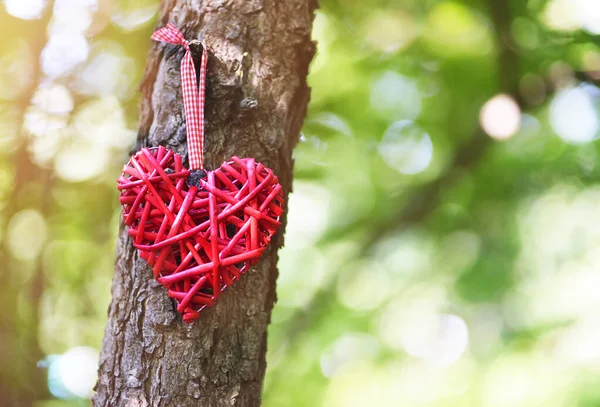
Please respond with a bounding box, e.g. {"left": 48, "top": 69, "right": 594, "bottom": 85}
{"left": 151, "top": 23, "right": 207, "bottom": 170}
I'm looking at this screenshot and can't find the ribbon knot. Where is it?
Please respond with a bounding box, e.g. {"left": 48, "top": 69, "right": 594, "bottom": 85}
{"left": 151, "top": 23, "right": 207, "bottom": 170}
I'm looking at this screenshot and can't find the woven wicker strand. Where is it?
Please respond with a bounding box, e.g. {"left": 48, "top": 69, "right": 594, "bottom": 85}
{"left": 118, "top": 146, "right": 283, "bottom": 322}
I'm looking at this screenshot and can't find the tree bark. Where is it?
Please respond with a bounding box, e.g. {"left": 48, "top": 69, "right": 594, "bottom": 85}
{"left": 93, "top": 1, "right": 315, "bottom": 406}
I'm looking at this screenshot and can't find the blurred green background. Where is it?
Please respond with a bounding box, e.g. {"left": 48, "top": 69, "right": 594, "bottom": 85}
{"left": 2, "top": 0, "right": 600, "bottom": 406}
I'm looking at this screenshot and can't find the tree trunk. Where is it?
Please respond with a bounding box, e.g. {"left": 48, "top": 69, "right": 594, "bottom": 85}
{"left": 93, "top": 1, "right": 316, "bottom": 406}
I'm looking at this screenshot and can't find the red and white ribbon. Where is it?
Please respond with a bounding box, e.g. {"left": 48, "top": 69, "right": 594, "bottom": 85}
{"left": 151, "top": 23, "right": 207, "bottom": 170}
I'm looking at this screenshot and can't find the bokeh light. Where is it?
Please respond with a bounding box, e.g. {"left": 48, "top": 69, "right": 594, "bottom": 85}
{"left": 370, "top": 72, "right": 421, "bottom": 120}
{"left": 542, "top": 0, "right": 580, "bottom": 32}
{"left": 51, "top": 0, "right": 96, "bottom": 33}
{"left": 41, "top": 32, "right": 89, "bottom": 78}
{"left": 399, "top": 313, "right": 469, "bottom": 368}
{"left": 379, "top": 120, "right": 433, "bottom": 174}
{"left": 519, "top": 73, "right": 546, "bottom": 105}
{"left": 77, "top": 41, "right": 138, "bottom": 99}
{"left": 110, "top": 0, "right": 157, "bottom": 31}
{"left": 7, "top": 209, "right": 47, "bottom": 261}
{"left": 576, "top": 0, "right": 600, "bottom": 34}
{"left": 363, "top": 9, "right": 418, "bottom": 53}
{"left": 543, "top": 0, "right": 600, "bottom": 35}
{"left": 424, "top": 1, "right": 493, "bottom": 56}
{"left": 550, "top": 85, "right": 599, "bottom": 143}
{"left": 3, "top": 0, "right": 46, "bottom": 20}
{"left": 46, "top": 347, "right": 99, "bottom": 400}
{"left": 480, "top": 94, "right": 521, "bottom": 140}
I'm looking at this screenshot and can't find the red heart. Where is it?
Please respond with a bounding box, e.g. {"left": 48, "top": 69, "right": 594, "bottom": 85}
{"left": 117, "top": 146, "right": 284, "bottom": 322}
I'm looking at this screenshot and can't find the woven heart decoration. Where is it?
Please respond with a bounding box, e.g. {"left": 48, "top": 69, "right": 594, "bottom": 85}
{"left": 118, "top": 146, "right": 283, "bottom": 322}
{"left": 116, "top": 24, "right": 284, "bottom": 322}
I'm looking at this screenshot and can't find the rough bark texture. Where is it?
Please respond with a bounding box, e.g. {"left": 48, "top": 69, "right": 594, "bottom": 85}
{"left": 93, "top": 1, "right": 316, "bottom": 406}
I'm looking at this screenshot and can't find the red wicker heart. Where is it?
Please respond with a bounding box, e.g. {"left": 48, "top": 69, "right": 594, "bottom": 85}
{"left": 117, "top": 146, "right": 283, "bottom": 322}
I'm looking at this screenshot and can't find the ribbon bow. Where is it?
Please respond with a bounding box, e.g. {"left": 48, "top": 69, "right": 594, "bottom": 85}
{"left": 151, "top": 23, "right": 207, "bottom": 170}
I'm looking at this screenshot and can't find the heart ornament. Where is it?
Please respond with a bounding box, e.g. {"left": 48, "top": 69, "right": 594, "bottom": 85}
{"left": 116, "top": 24, "right": 284, "bottom": 322}
{"left": 118, "top": 146, "right": 283, "bottom": 322}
